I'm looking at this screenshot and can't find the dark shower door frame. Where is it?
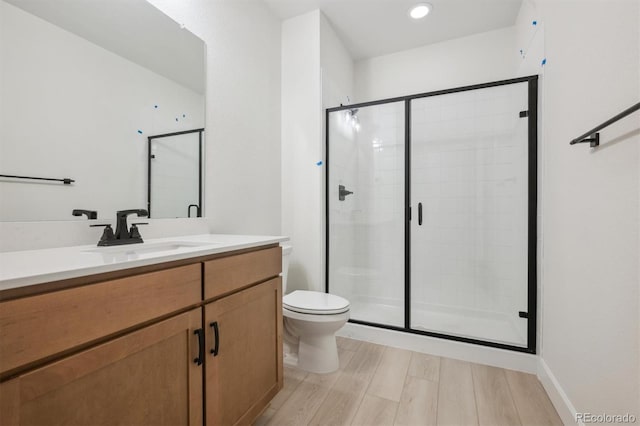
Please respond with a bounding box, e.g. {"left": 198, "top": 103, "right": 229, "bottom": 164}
{"left": 325, "top": 75, "right": 538, "bottom": 354}
{"left": 147, "top": 128, "right": 204, "bottom": 218}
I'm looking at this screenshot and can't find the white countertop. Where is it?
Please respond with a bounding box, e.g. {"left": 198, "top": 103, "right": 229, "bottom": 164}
{"left": 0, "top": 234, "right": 289, "bottom": 292}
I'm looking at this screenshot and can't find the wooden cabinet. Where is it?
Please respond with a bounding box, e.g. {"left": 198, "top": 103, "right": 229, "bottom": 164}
{"left": 0, "top": 244, "right": 283, "bottom": 426}
{"left": 0, "top": 309, "right": 203, "bottom": 426}
{"left": 204, "top": 278, "right": 283, "bottom": 426}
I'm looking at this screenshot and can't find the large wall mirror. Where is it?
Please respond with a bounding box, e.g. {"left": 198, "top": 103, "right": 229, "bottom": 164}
{"left": 0, "top": 0, "right": 206, "bottom": 221}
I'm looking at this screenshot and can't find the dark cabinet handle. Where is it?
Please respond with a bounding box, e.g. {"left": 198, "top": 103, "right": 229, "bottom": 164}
{"left": 210, "top": 321, "right": 219, "bottom": 356}
{"left": 418, "top": 202, "right": 423, "bottom": 226}
{"left": 194, "top": 328, "right": 204, "bottom": 365}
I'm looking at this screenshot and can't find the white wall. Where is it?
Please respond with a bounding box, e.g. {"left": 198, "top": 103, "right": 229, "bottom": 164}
{"left": 281, "top": 11, "right": 322, "bottom": 293}
{"left": 0, "top": 0, "right": 282, "bottom": 252}
{"left": 0, "top": 1, "right": 204, "bottom": 222}
{"left": 531, "top": 0, "right": 639, "bottom": 421}
{"left": 320, "top": 14, "right": 354, "bottom": 109}
{"left": 354, "top": 26, "right": 517, "bottom": 102}
{"left": 281, "top": 11, "right": 355, "bottom": 293}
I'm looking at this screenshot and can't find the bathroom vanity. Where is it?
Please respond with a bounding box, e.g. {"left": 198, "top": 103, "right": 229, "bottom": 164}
{"left": 0, "top": 235, "right": 285, "bottom": 426}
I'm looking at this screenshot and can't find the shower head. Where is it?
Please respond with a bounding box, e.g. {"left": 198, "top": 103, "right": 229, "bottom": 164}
{"left": 342, "top": 108, "right": 361, "bottom": 131}
{"left": 348, "top": 109, "right": 361, "bottom": 131}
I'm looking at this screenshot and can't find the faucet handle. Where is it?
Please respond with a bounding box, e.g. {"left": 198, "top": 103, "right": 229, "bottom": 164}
{"left": 90, "top": 224, "right": 115, "bottom": 246}
{"left": 129, "top": 223, "right": 148, "bottom": 240}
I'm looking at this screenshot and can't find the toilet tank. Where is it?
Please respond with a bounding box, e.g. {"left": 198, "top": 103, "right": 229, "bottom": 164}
{"left": 281, "top": 245, "right": 293, "bottom": 294}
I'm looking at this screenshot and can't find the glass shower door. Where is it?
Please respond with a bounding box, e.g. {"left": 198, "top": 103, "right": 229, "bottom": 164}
{"left": 327, "top": 101, "right": 406, "bottom": 327}
{"left": 410, "top": 82, "right": 531, "bottom": 347}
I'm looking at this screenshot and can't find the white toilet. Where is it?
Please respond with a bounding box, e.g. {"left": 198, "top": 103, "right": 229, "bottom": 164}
{"left": 281, "top": 245, "right": 350, "bottom": 374}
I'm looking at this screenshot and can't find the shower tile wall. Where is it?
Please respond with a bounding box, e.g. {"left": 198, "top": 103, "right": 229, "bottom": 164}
{"left": 328, "top": 112, "right": 358, "bottom": 303}
{"left": 353, "top": 103, "right": 404, "bottom": 311}
{"left": 410, "top": 83, "right": 529, "bottom": 344}
{"left": 328, "top": 102, "right": 405, "bottom": 327}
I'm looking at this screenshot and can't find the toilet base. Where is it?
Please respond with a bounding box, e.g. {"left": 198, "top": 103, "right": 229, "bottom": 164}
{"left": 283, "top": 335, "right": 340, "bottom": 374}
{"left": 283, "top": 310, "right": 349, "bottom": 374}
{"left": 298, "top": 334, "right": 340, "bottom": 373}
{"left": 283, "top": 350, "right": 299, "bottom": 367}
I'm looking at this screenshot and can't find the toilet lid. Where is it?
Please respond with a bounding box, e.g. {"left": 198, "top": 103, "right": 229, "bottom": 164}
{"left": 283, "top": 290, "right": 350, "bottom": 315}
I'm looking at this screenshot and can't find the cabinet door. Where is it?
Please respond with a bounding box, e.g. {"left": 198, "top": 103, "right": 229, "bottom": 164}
{"left": 205, "top": 278, "right": 283, "bottom": 426}
{"left": 0, "top": 309, "right": 203, "bottom": 426}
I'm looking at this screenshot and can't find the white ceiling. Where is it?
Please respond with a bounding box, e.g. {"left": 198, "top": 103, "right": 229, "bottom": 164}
{"left": 263, "top": 0, "right": 523, "bottom": 60}
{"left": 5, "top": 0, "right": 205, "bottom": 93}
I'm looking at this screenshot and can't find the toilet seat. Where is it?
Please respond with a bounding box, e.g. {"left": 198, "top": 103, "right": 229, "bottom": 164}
{"left": 282, "top": 307, "right": 350, "bottom": 323}
{"left": 283, "top": 290, "right": 350, "bottom": 315}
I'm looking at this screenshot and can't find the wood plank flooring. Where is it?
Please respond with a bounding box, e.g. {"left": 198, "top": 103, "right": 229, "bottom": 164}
{"left": 254, "top": 337, "right": 562, "bottom": 426}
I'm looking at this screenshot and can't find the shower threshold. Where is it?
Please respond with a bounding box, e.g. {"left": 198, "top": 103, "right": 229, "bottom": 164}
{"left": 348, "top": 299, "right": 526, "bottom": 348}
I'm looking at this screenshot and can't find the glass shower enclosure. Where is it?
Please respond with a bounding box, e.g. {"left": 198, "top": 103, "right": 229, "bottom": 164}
{"left": 326, "top": 76, "right": 537, "bottom": 352}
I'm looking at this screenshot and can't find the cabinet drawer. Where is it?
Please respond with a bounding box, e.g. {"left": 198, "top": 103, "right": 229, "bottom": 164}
{"left": 204, "top": 246, "right": 281, "bottom": 300}
{"left": 0, "top": 264, "right": 201, "bottom": 377}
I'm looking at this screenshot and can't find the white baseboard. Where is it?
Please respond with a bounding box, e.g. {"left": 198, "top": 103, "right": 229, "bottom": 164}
{"left": 538, "top": 358, "right": 581, "bottom": 425}
{"left": 337, "top": 322, "right": 538, "bottom": 373}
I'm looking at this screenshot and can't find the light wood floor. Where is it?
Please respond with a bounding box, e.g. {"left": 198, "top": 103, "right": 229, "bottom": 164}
{"left": 254, "top": 337, "right": 563, "bottom": 426}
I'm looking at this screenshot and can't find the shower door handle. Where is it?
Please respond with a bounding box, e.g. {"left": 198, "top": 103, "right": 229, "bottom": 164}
{"left": 418, "top": 202, "right": 423, "bottom": 226}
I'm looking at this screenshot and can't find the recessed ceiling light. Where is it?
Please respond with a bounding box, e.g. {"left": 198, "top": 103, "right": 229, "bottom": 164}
{"left": 409, "top": 3, "right": 432, "bottom": 20}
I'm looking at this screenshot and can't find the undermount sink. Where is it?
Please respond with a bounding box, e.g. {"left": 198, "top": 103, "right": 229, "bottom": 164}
{"left": 83, "top": 241, "right": 215, "bottom": 256}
